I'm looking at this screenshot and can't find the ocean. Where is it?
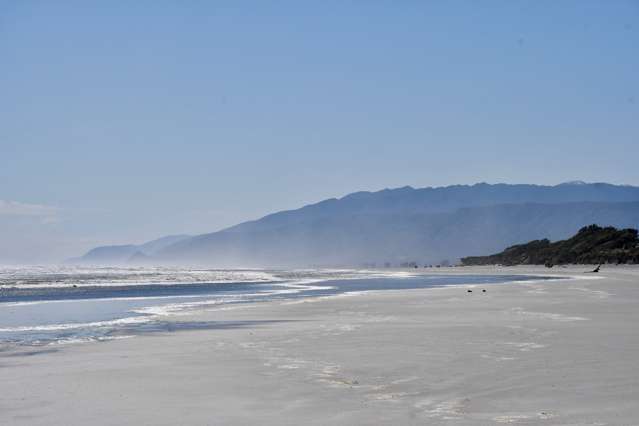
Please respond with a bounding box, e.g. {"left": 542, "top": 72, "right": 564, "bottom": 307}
{"left": 0, "top": 266, "right": 559, "bottom": 346}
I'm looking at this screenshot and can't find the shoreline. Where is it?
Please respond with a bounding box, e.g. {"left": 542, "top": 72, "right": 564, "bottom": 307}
{"left": 0, "top": 270, "right": 558, "bottom": 347}
{"left": 2, "top": 265, "right": 638, "bottom": 425}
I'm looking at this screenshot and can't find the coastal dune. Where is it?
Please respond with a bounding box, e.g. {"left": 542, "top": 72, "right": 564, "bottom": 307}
{"left": 2, "top": 266, "right": 638, "bottom": 425}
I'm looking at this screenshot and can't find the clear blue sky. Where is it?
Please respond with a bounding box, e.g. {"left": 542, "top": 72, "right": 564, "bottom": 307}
{"left": 1, "top": 1, "right": 637, "bottom": 263}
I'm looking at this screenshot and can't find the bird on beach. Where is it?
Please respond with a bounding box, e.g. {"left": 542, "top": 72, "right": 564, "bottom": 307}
{"left": 467, "top": 289, "right": 473, "bottom": 293}
{"left": 591, "top": 264, "right": 602, "bottom": 273}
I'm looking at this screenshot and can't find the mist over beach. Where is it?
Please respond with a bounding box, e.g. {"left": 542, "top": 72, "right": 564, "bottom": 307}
{"left": 1, "top": 1, "right": 638, "bottom": 425}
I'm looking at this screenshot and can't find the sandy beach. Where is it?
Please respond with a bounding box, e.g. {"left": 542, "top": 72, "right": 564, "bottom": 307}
{"left": 2, "top": 266, "right": 638, "bottom": 425}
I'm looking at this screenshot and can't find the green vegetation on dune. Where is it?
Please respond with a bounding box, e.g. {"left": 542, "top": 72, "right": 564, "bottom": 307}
{"left": 461, "top": 225, "right": 639, "bottom": 266}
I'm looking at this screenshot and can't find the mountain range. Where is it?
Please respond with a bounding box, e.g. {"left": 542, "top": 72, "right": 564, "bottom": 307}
{"left": 72, "top": 182, "right": 639, "bottom": 267}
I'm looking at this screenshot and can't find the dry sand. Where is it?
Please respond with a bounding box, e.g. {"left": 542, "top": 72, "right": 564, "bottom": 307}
{"left": 2, "top": 266, "right": 638, "bottom": 425}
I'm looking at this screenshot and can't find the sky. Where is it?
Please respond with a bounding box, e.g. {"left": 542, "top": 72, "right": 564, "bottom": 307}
{"left": 1, "top": 1, "right": 638, "bottom": 263}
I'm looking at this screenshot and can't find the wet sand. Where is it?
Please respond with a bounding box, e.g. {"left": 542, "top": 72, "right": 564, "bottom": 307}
{"left": 2, "top": 266, "right": 638, "bottom": 425}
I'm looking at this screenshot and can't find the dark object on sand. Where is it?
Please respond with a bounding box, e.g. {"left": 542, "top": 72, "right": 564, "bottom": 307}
{"left": 482, "top": 289, "right": 486, "bottom": 293}
{"left": 591, "top": 264, "right": 601, "bottom": 273}
{"left": 467, "top": 289, "right": 472, "bottom": 293}
{"left": 544, "top": 261, "right": 554, "bottom": 268}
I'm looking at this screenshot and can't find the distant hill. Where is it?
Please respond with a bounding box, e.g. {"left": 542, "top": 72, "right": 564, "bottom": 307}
{"left": 154, "top": 182, "right": 639, "bottom": 267}
{"left": 71, "top": 234, "right": 190, "bottom": 265}
{"left": 155, "top": 201, "right": 639, "bottom": 267}
{"left": 461, "top": 225, "right": 639, "bottom": 265}
{"left": 75, "top": 182, "right": 639, "bottom": 267}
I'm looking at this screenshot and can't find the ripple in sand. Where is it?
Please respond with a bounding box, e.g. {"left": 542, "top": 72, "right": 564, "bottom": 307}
{"left": 509, "top": 307, "right": 588, "bottom": 322}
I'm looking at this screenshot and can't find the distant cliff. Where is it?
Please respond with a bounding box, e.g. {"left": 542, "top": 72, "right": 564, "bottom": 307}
{"left": 74, "top": 182, "right": 639, "bottom": 267}
{"left": 461, "top": 225, "right": 639, "bottom": 266}
{"left": 71, "top": 234, "right": 190, "bottom": 265}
